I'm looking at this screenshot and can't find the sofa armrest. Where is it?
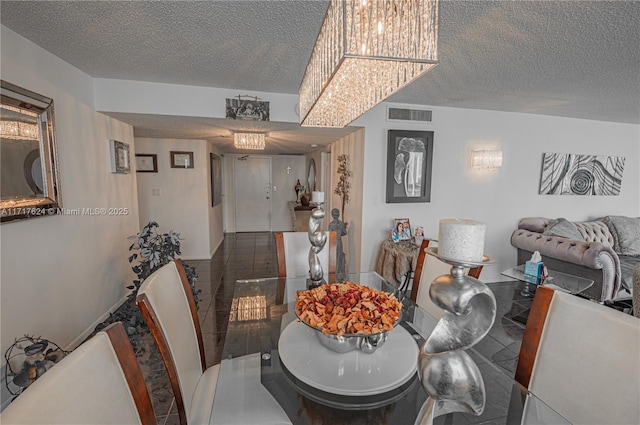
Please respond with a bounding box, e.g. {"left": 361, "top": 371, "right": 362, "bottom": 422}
{"left": 511, "top": 230, "right": 622, "bottom": 299}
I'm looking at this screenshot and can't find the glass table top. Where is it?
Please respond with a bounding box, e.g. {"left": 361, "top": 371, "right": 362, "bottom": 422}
{"left": 210, "top": 272, "right": 570, "bottom": 425}
{"left": 502, "top": 264, "right": 594, "bottom": 295}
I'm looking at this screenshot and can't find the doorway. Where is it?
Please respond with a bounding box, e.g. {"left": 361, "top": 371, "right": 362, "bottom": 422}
{"left": 234, "top": 156, "right": 272, "bottom": 232}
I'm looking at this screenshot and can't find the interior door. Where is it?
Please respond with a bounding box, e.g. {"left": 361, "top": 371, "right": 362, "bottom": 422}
{"left": 234, "top": 156, "right": 271, "bottom": 232}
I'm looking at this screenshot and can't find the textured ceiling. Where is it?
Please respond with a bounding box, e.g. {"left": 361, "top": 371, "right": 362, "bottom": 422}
{"left": 1, "top": 1, "right": 638, "bottom": 154}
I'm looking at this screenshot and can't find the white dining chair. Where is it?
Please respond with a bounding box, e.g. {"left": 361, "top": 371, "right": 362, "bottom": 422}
{"left": 516, "top": 285, "right": 640, "bottom": 424}
{"left": 275, "top": 231, "right": 337, "bottom": 278}
{"left": 0, "top": 322, "right": 156, "bottom": 425}
{"left": 410, "top": 239, "right": 483, "bottom": 318}
{"left": 136, "top": 259, "right": 220, "bottom": 425}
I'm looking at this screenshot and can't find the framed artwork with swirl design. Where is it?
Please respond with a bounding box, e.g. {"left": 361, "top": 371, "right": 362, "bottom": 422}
{"left": 385, "top": 130, "right": 434, "bottom": 203}
{"left": 539, "top": 153, "right": 625, "bottom": 196}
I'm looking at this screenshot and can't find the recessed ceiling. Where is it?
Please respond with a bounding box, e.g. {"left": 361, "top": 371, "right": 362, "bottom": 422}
{"left": 1, "top": 1, "right": 638, "bottom": 153}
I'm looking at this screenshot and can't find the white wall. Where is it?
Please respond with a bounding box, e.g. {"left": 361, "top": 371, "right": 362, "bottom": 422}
{"left": 0, "top": 25, "right": 140, "bottom": 405}
{"left": 354, "top": 103, "right": 640, "bottom": 281}
{"left": 135, "top": 138, "right": 221, "bottom": 259}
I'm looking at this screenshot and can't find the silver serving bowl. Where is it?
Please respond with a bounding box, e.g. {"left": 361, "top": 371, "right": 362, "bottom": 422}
{"left": 295, "top": 309, "right": 400, "bottom": 354}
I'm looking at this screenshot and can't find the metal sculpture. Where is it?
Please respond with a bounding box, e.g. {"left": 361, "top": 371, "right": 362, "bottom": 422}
{"left": 307, "top": 207, "right": 326, "bottom": 287}
{"left": 415, "top": 249, "right": 496, "bottom": 424}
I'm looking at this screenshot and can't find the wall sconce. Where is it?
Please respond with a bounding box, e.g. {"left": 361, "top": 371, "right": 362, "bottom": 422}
{"left": 471, "top": 149, "right": 503, "bottom": 171}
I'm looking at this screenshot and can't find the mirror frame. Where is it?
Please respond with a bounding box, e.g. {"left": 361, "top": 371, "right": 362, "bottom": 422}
{"left": 1, "top": 80, "right": 62, "bottom": 223}
{"left": 308, "top": 159, "right": 316, "bottom": 192}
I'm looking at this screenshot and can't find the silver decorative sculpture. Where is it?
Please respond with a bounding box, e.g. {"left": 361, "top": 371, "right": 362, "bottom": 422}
{"left": 307, "top": 205, "right": 326, "bottom": 287}
{"left": 415, "top": 249, "right": 496, "bottom": 425}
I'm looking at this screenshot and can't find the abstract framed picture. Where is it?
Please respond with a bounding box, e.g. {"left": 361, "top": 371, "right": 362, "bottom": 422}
{"left": 386, "top": 130, "right": 434, "bottom": 203}
{"left": 539, "top": 153, "right": 625, "bottom": 196}
{"left": 109, "top": 139, "right": 130, "bottom": 174}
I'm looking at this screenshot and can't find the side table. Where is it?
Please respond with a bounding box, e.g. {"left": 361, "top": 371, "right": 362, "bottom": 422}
{"left": 501, "top": 264, "right": 594, "bottom": 325}
{"left": 375, "top": 238, "right": 420, "bottom": 291}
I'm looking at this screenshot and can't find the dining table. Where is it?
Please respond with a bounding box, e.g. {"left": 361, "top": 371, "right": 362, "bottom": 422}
{"left": 208, "top": 272, "right": 570, "bottom": 425}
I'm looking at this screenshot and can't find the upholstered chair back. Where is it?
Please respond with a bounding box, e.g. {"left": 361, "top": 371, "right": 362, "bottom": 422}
{"left": 517, "top": 286, "right": 640, "bottom": 424}
{"left": 137, "top": 261, "right": 203, "bottom": 422}
{"left": 0, "top": 322, "right": 155, "bottom": 425}
{"left": 276, "top": 231, "right": 337, "bottom": 278}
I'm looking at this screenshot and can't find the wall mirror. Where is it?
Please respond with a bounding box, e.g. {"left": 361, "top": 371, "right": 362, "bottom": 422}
{"left": 308, "top": 159, "right": 316, "bottom": 192}
{"left": 1, "top": 80, "right": 62, "bottom": 223}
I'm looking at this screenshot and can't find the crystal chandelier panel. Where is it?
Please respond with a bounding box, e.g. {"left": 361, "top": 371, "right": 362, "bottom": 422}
{"left": 300, "top": 0, "right": 439, "bottom": 128}
{"left": 234, "top": 133, "right": 265, "bottom": 150}
{"left": 0, "top": 104, "right": 40, "bottom": 141}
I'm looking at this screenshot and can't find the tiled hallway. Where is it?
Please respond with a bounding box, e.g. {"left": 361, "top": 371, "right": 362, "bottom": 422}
{"left": 144, "top": 232, "right": 280, "bottom": 425}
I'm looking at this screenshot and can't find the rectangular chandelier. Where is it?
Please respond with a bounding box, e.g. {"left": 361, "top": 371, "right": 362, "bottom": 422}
{"left": 234, "top": 133, "right": 265, "bottom": 150}
{"left": 299, "top": 0, "right": 439, "bottom": 128}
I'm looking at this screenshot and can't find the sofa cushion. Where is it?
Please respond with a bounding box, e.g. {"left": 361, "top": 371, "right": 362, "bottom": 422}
{"left": 574, "top": 220, "right": 614, "bottom": 246}
{"left": 604, "top": 216, "right": 640, "bottom": 256}
{"left": 543, "top": 218, "right": 585, "bottom": 241}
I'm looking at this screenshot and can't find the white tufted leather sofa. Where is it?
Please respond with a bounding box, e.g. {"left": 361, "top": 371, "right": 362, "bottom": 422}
{"left": 510, "top": 217, "right": 638, "bottom": 303}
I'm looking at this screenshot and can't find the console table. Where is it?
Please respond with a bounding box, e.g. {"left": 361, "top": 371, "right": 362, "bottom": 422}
{"left": 287, "top": 201, "right": 313, "bottom": 231}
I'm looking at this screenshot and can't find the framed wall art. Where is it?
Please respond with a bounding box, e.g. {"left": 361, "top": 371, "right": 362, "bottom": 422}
{"left": 135, "top": 154, "right": 158, "bottom": 173}
{"left": 170, "top": 151, "right": 194, "bottom": 169}
{"left": 225, "top": 96, "right": 269, "bottom": 121}
{"left": 109, "top": 139, "right": 130, "bottom": 174}
{"left": 539, "top": 152, "right": 625, "bottom": 196}
{"left": 210, "top": 153, "right": 222, "bottom": 206}
{"left": 386, "top": 130, "right": 434, "bottom": 203}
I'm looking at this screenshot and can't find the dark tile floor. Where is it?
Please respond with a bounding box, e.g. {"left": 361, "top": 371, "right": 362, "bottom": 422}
{"left": 141, "top": 232, "right": 280, "bottom": 425}
{"left": 140, "top": 232, "right": 527, "bottom": 425}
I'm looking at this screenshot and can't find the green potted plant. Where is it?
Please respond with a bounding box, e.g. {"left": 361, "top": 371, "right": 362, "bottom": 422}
{"left": 95, "top": 221, "right": 200, "bottom": 349}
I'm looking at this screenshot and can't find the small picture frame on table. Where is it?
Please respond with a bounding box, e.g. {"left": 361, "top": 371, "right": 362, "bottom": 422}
{"left": 392, "top": 218, "right": 412, "bottom": 243}
{"left": 170, "top": 151, "right": 194, "bottom": 169}
{"left": 135, "top": 154, "right": 158, "bottom": 173}
{"left": 109, "top": 139, "right": 130, "bottom": 174}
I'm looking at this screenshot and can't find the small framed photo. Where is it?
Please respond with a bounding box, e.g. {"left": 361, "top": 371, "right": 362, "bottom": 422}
{"left": 170, "top": 151, "right": 194, "bottom": 169}
{"left": 109, "top": 139, "right": 130, "bottom": 174}
{"left": 135, "top": 154, "right": 158, "bottom": 173}
{"left": 392, "top": 218, "right": 412, "bottom": 242}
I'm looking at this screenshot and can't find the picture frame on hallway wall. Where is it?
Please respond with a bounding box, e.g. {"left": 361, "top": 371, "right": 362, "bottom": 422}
{"left": 109, "top": 139, "right": 130, "bottom": 174}
{"left": 210, "top": 153, "right": 222, "bottom": 206}
{"left": 386, "top": 130, "right": 434, "bottom": 203}
{"left": 170, "top": 151, "right": 194, "bottom": 169}
{"left": 135, "top": 154, "right": 158, "bottom": 173}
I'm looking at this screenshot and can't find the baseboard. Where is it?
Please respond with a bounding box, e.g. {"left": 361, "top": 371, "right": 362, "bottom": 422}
{"left": 66, "top": 293, "right": 130, "bottom": 351}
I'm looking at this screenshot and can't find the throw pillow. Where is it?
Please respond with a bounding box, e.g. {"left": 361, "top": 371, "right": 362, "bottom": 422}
{"left": 542, "top": 218, "right": 585, "bottom": 241}
{"left": 603, "top": 216, "right": 640, "bottom": 256}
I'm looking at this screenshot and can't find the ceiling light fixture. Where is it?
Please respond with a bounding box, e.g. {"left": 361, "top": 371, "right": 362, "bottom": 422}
{"left": 299, "top": 0, "right": 439, "bottom": 128}
{"left": 234, "top": 133, "right": 265, "bottom": 150}
{"left": 0, "top": 104, "right": 39, "bottom": 141}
